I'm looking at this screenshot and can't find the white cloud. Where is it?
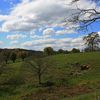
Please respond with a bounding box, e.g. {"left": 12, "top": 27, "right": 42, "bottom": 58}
{"left": 0, "top": 0, "right": 96, "bottom": 33}
{"left": 43, "top": 28, "right": 55, "bottom": 36}
{"left": 0, "top": 15, "right": 9, "bottom": 22}
{"left": 98, "top": 32, "right": 100, "bottom": 36}
{"left": 21, "top": 36, "right": 85, "bottom": 50}
{"left": 6, "top": 34, "right": 27, "bottom": 40}
{"left": 2, "top": 19, "right": 37, "bottom": 32}
{"left": 30, "top": 35, "right": 51, "bottom": 39}
{"left": 0, "top": 41, "right": 4, "bottom": 45}
{"left": 75, "top": 0, "right": 96, "bottom": 9}
{"left": 10, "top": 40, "right": 19, "bottom": 44}
{"left": 0, "top": 28, "right": 3, "bottom": 33}
{"left": 56, "top": 29, "right": 76, "bottom": 35}
{"left": 0, "top": 0, "right": 98, "bottom": 50}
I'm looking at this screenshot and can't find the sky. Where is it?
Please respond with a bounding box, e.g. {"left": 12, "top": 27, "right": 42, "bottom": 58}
{"left": 0, "top": 0, "right": 100, "bottom": 51}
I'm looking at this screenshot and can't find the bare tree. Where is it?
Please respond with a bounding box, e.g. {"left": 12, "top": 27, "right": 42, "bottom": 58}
{"left": 65, "top": 0, "right": 100, "bottom": 30}
{"left": 24, "top": 57, "right": 57, "bottom": 85}
{"left": 26, "top": 58, "right": 49, "bottom": 85}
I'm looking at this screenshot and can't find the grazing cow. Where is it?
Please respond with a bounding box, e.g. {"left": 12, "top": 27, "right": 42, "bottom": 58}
{"left": 80, "top": 65, "right": 90, "bottom": 70}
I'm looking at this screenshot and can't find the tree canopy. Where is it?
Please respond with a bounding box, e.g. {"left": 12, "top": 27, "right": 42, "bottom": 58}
{"left": 83, "top": 32, "right": 100, "bottom": 51}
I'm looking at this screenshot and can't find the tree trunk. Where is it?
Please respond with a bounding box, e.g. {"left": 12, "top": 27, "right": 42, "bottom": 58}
{"left": 91, "top": 43, "right": 94, "bottom": 51}
{"left": 6, "top": 60, "right": 8, "bottom": 64}
{"left": 13, "top": 60, "right": 15, "bottom": 63}
{"left": 38, "top": 73, "right": 42, "bottom": 85}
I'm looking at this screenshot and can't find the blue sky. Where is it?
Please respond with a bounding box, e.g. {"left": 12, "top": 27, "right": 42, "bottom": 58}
{"left": 0, "top": 0, "right": 100, "bottom": 51}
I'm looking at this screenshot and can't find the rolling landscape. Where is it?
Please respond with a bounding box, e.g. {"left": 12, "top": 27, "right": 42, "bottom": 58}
{"left": 0, "top": 0, "right": 100, "bottom": 100}
{"left": 0, "top": 49, "right": 100, "bottom": 100}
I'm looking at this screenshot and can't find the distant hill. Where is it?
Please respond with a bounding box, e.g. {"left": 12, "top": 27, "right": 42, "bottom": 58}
{"left": 0, "top": 48, "right": 44, "bottom": 57}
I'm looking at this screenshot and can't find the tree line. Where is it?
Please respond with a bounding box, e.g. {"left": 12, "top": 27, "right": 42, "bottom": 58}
{"left": 0, "top": 48, "right": 44, "bottom": 64}
{"left": 0, "top": 32, "right": 100, "bottom": 63}
{"left": 0, "top": 49, "right": 29, "bottom": 64}
{"left": 43, "top": 32, "right": 100, "bottom": 56}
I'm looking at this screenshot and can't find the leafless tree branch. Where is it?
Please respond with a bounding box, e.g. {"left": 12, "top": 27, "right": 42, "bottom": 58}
{"left": 65, "top": 0, "right": 100, "bottom": 30}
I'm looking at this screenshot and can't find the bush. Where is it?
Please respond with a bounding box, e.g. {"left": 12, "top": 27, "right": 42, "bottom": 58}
{"left": 42, "top": 81, "right": 54, "bottom": 87}
{"left": 71, "top": 48, "right": 80, "bottom": 53}
{"left": 5, "top": 74, "right": 25, "bottom": 85}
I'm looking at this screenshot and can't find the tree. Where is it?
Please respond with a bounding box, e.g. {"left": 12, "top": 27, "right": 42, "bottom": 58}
{"left": 44, "top": 47, "right": 54, "bottom": 56}
{"left": 83, "top": 32, "right": 100, "bottom": 51}
{"left": 10, "top": 52, "right": 17, "bottom": 63}
{"left": 58, "top": 49, "right": 65, "bottom": 54}
{"left": 66, "top": 0, "right": 100, "bottom": 30}
{"left": 23, "top": 57, "right": 57, "bottom": 86}
{"left": 26, "top": 58, "right": 49, "bottom": 85}
{"left": 2, "top": 50, "right": 11, "bottom": 64}
{"left": 57, "top": 49, "right": 69, "bottom": 54}
{"left": 0, "top": 53, "right": 6, "bottom": 75}
{"left": 71, "top": 48, "right": 80, "bottom": 53}
{"left": 19, "top": 51, "right": 28, "bottom": 61}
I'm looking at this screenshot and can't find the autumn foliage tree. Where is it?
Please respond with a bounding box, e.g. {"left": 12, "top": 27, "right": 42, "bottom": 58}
{"left": 18, "top": 51, "right": 28, "bottom": 61}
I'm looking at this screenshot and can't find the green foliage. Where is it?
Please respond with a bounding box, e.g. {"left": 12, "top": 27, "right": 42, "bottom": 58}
{"left": 10, "top": 52, "right": 17, "bottom": 63}
{"left": 0, "top": 52, "right": 100, "bottom": 100}
{"left": 44, "top": 47, "right": 55, "bottom": 56}
{"left": 58, "top": 49, "right": 65, "bottom": 53}
{"left": 83, "top": 32, "right": 100, "bottom": 51}
{"left": 71, "top": 48, "right": 80, "bottom": 53}
{"left": 57, "top": 49, "right": 69, "bottom": 54}
{"left": 1, "top": 50, "right": 11, "bottom": 64}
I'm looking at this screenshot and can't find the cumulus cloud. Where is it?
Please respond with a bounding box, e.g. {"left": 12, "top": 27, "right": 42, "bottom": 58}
{"left": 6, "top": 34, "right": 27, "bottom": 40}
{"left": 30, "top": 35, "right": 51, "bottom": 39}
{"left": 98, "top": 32, "right": 100, "bottom": 36}
{"left": 43, "top": 28, "right": 55, "bottom": 36}
{"left": 0, "top": 0, "right": 96, "bottom": 33}
{"left": 0, "top": 15, "right": 9, "bottom": 22}
{"left": 21, "top": 38, "right": 56, "bottom": 47}
{"left": 56, "top": 29, "right": 76, "bottom": 35}
{"left": 0, "top": 0, "right": 98, "bottom": 50}
{"left": 21, "top": 36, "right": 85, "bottom": 50}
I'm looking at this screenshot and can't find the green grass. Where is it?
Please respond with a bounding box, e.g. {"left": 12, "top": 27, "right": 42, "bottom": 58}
{"left": 0, "top": 52, "right": 100, "bottom": 100}
{"left": 63, "top": 90, "right": 100, "bottom": 100}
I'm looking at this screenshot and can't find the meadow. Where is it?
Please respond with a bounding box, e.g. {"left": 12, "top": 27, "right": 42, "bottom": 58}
{"left": 0, "top": 52, "right": 100, "bottom": 100}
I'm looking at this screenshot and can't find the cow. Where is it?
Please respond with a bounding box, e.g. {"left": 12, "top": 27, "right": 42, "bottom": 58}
{"left": 80, "top": 65, "right": 90, "bottom": 70}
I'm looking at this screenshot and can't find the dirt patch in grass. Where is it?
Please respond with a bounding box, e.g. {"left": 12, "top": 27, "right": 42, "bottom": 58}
{"left": 66, "top": 85, "right": 93, "bottom": 96}
{"left": 21, "top": 84, "right": 93, "bottom": 100}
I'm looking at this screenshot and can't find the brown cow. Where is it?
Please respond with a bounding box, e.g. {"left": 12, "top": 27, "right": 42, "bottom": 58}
{"left": 80, "top": 65, "right": 90, "bottom": 70}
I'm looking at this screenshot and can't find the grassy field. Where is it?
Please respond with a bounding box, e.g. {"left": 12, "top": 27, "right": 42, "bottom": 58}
{"left": 0, "top": 52, "right": 100, "bottom": 100}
